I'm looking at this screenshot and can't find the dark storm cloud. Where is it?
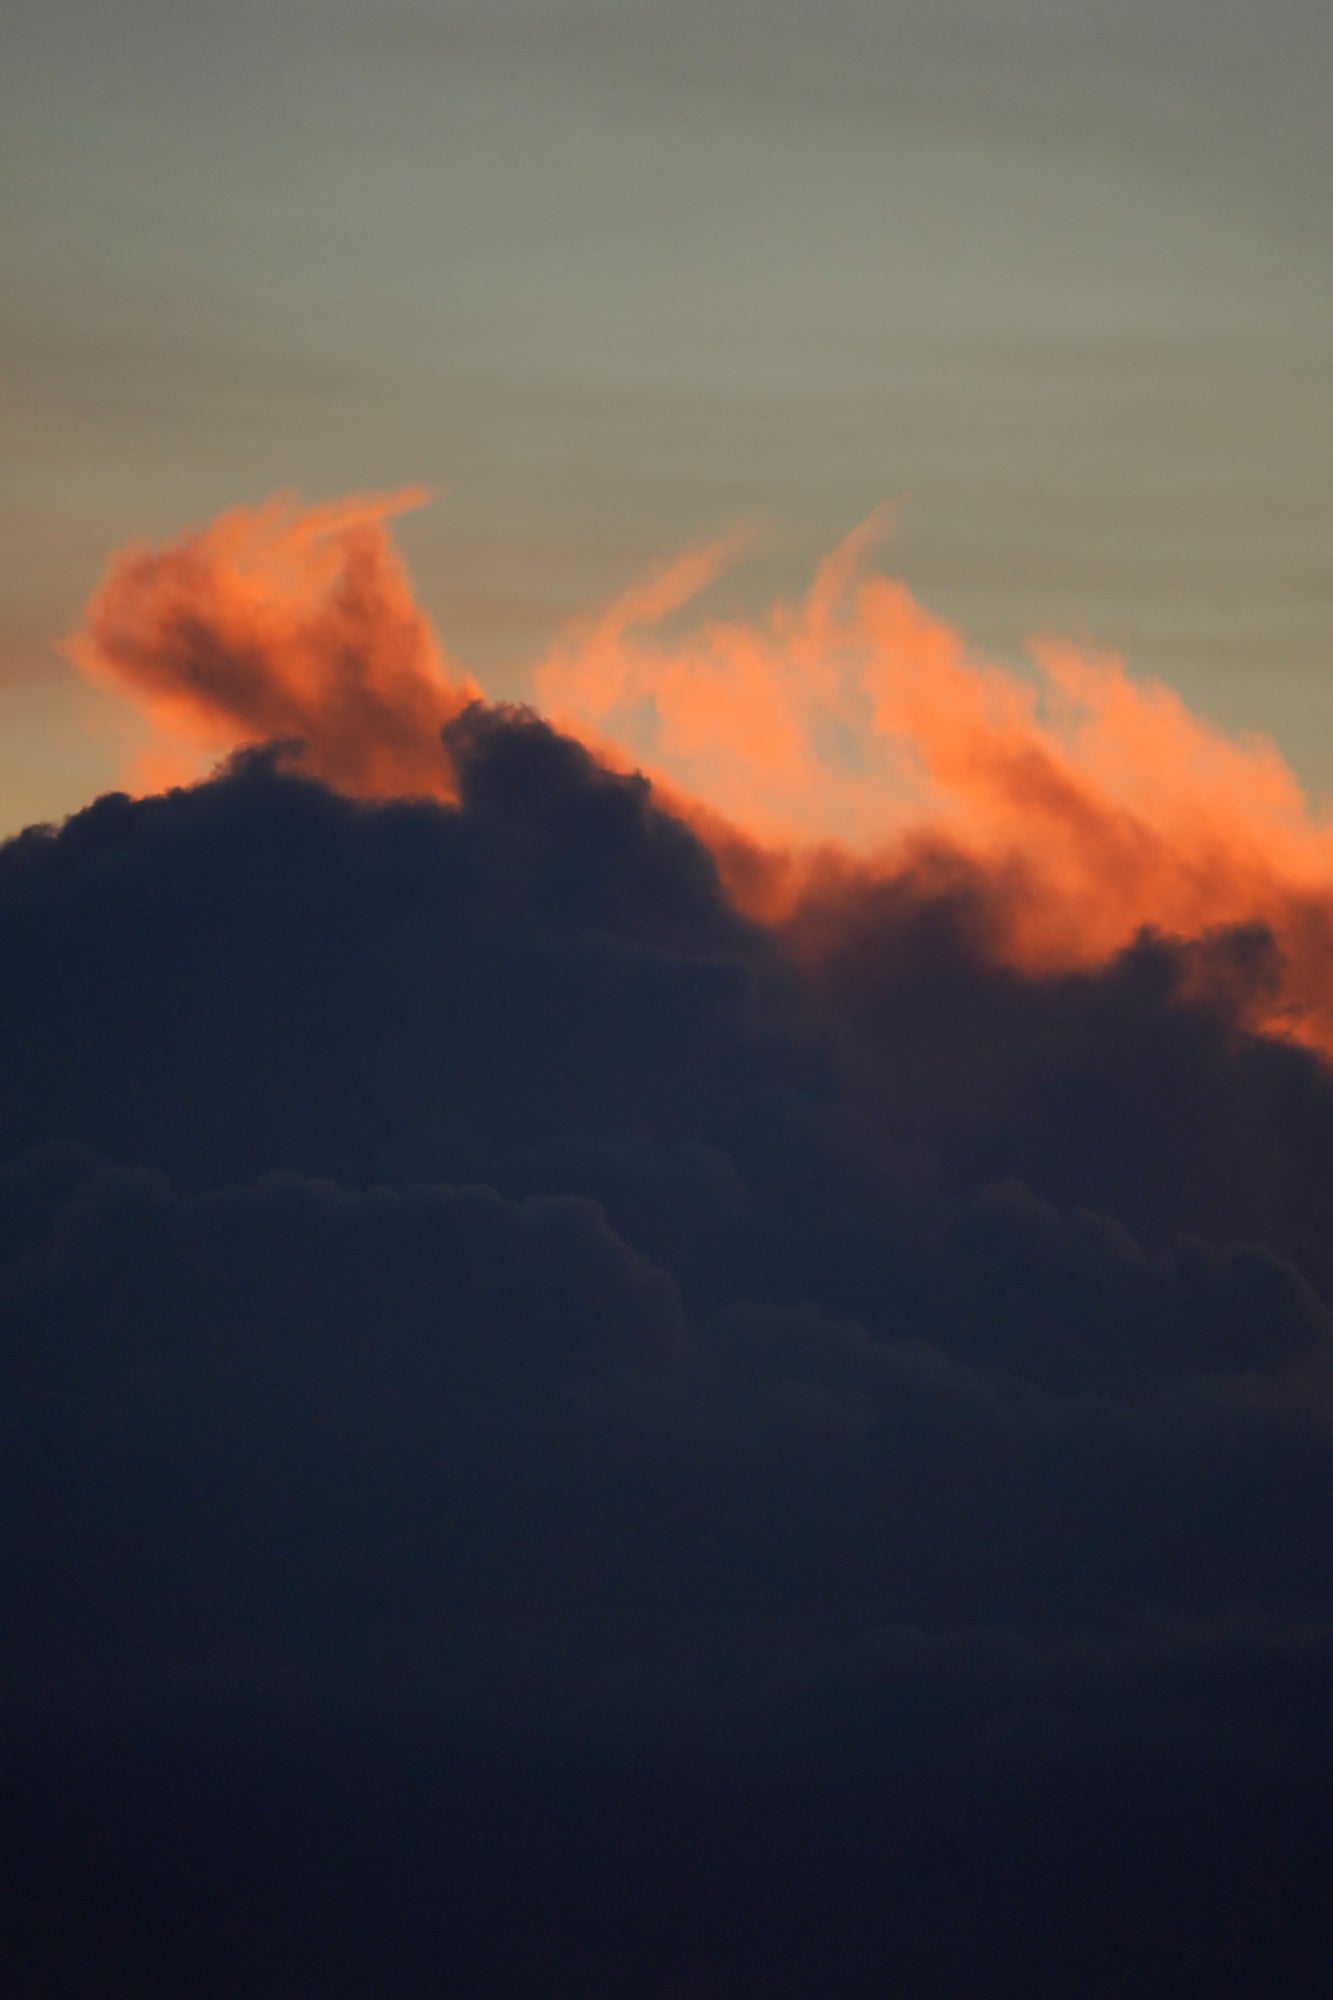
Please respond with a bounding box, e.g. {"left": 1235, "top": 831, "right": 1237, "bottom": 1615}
{"left": 5, "top": 709, "right": 1333, "bottom": 1993}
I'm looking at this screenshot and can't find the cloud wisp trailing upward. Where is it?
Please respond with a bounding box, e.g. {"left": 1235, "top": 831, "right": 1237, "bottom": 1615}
{"left": 69, "top": 487, "right": 478, "bottom": 800}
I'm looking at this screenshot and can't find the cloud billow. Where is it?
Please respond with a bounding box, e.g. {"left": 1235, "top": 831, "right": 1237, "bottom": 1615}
{"left": 6, "top": 687, "right": 1333, "bottom": 1987}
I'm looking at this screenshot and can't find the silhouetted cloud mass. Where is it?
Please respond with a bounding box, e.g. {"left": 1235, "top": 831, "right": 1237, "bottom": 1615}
{"left": 8, "top": 635, "right": 1333, "bottom": 1987}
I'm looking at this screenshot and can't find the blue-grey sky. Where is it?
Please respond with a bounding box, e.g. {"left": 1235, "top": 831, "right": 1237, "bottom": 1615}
{"left": 3, "top": 0, "right": 1330, "bottom": 830}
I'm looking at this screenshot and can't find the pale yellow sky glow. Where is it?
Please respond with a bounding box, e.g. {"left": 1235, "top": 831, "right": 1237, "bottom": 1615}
{"left": 2, "top": 0, "right": 1330, "bottom": 835}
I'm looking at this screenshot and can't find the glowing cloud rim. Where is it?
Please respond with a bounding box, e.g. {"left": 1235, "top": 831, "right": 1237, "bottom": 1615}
{"left": 69, "top": 490, "right": 1333, "bottom": 1050}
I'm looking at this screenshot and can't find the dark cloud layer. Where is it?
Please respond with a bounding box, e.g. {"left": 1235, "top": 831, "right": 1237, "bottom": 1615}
{"left": 5, "top": 709, "right": 1333, "bottom": 1994}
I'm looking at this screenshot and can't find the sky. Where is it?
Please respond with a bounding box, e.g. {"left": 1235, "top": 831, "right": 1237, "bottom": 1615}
{"left": 8, "top": 8, "right": 1333, "bottom": 1993}
{"left": 3, "top": 0, "right": 1331, "bottom": 833}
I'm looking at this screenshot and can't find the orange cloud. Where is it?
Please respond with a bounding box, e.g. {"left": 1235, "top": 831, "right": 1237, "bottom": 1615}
{"left": 67, "top": 491, "right": 1333, "bottom": 1052}
{"left": 69, "top": 489, "right": 477, "bottom": 801}
{"left": 538, "top": 516, "right": 1333, "bottom": 1047}
{"left": 535, "top": 508, "right": 916, "bottom": 847}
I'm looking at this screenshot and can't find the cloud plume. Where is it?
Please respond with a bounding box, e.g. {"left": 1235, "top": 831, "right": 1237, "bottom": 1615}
{"left": 70, "top": 487, "right": 477, "bottom": 799}
{"left": 72, "top": 491, "right": 1333, "bottom": 1052}
{"left": 12, "top": 492, "right": 1333, "bottom": 1993}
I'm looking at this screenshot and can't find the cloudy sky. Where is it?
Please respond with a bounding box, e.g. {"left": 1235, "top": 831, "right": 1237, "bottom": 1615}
{"left": 8, "top": 9, "right": 1333, "bottom": 1992}
{"left": 3, "top": 0, "right": 1330, "bottom": 831}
